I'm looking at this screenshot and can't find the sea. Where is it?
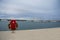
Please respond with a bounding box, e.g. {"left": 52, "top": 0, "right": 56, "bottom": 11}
{"left": 0, "top": 21, "right": 60, "bottom": 31}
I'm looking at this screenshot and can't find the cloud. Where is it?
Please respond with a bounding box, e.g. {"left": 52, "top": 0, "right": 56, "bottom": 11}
{"left": 0, "top": 0, "right": 58, "bottom": 14}
{"left": 0, "top": 0, "right": 60, "bottom": 19}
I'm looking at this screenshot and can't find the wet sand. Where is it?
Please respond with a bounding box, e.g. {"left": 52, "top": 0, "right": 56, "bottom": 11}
{"left": 0, "top": 28, "right": 60, "bottom": 40}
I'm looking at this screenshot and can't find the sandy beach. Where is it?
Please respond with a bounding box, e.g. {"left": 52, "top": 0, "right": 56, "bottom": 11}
{"left": 0, "top": 28, "right": 60, "bottom": 40}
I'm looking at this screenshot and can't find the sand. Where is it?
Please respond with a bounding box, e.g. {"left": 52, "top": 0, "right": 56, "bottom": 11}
{"left": 0, "top": 28, "right": 60, "bottom": 40}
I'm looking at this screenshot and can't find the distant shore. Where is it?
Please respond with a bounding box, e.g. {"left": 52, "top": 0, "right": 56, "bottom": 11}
{"left": 0, "top": 19, "right": 60, "bottom": 22}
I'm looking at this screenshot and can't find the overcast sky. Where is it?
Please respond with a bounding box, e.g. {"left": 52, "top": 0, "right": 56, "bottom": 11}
{"left": 0, "top": 0, "right": 60, "bottom": 20}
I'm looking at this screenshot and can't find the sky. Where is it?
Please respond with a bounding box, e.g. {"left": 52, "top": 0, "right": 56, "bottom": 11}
{"left": 0, "top": 0, "right": 60, "bottom": 20}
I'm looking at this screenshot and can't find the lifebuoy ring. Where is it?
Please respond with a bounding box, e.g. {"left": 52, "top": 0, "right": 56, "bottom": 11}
{"left": 8, "top": 20, "right": 18, "bottom": 31}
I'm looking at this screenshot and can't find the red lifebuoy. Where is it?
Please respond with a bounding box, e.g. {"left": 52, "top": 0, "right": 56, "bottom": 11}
{"left": 8, "top": 20, "right": 18, "bottom": 31}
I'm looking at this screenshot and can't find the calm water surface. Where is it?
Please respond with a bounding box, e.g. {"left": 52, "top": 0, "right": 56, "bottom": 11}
{"left": 0, "top": 21, "right": 60, "bottom": 31}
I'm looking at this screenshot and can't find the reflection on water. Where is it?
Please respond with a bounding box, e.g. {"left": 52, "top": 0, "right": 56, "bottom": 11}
{"left": 0, "top": 21, "right": 60, "bottom": 31}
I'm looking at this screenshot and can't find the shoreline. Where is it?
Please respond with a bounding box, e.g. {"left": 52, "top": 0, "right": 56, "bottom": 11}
{"left": 0, "top": 28, "right": 60, "bottom": 40}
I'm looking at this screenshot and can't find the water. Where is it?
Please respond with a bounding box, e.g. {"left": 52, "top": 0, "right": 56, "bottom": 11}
{"left": 0, "top": 21, "right": 60, "bottom": 31}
